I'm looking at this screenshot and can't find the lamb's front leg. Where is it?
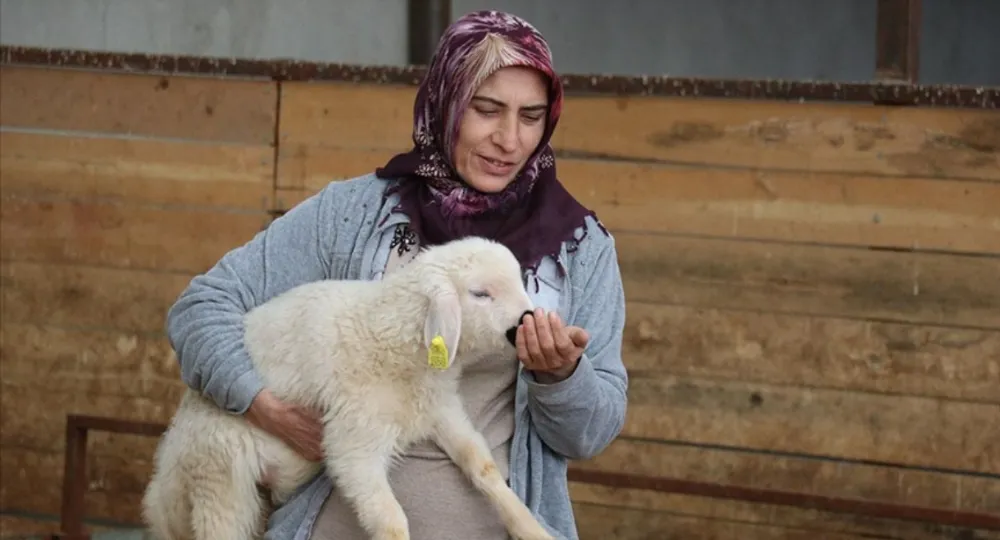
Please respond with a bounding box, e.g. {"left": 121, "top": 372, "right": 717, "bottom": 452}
{"left": 323, "top": 422, "right": 409, "bottom": 540}
{"left": 430, "top": 401, "right": 554, "bottom": 540}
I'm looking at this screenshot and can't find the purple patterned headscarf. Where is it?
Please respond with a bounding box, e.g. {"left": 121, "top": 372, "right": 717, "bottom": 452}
{"left": 376, "top": 10, "right": 604, "bottom": 274}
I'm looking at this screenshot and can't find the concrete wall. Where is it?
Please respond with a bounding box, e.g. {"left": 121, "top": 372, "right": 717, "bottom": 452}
{"left": 1, "top": 0, "right": 997, "bottom": 84}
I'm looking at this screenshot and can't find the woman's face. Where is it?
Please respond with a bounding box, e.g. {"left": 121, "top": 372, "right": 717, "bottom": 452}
{"left": 452, "top": 66, "right": 549, "bottom": 193}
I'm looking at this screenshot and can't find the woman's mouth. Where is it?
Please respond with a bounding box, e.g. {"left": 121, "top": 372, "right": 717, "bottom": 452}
{"left": 477, "top": 154, "right": 516, "bottom": 176}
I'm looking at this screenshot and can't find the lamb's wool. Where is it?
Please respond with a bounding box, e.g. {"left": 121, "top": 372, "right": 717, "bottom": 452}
{"left": 142, "top": 237, "right": 553, "bottom": 540}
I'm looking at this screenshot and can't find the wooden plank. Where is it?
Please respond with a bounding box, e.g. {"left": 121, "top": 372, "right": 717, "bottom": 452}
{"left": 616, "top": 233, "right": 1000, "bottom": 330}
{"left": 0, "top": 131, "right": 274, "bottom": 209}
{"left": 277, "top": 146, "right": 398, "bottom": 191}
{"left": 553, "top": 96, "right": 1000, "bottom": 181}
{"left": 0, "top": 65, "right": 277, "bottom": 144}
{"left": 0, "top": 446, "right": 148, "bottom": 526}
{"left": 570, "top": 500, "right": 1000, "bottom": 540}
{"left": 622, "top": 374, "right": 1000, "bottom": 474}
{"left": 622, "top": 303, "right": 1000, "bottom": 403}
{"left": 278, "top": 82, "right": 414, "bottom": 148}
{"left": 0, "top": 383, "right": 173, "bottom": 454}
{"left": 575, "top": 438, "right": 999, "bottom": 515}
{"left": 571, "top": 502, "right": 880, "bottom": 540}
{"left": 0, "top": 262, "right": 192, "bottom": 333}
{"left": 570, "top": 486, "right": 998, "bottom": 540}
{"left": 1, "top": 323, "right": 182, "bottom": 408}
{"left": 276, "top": 81, "right": 1000, "bottom": 180}
{"left": 558, "top": 159, "right": 1000, "bottom": 255}
{"left": 1, "top": 197, "right": 269, "bottom": 273}
{"left": 274, "top": 145, "right": 1000, "bottom": 253}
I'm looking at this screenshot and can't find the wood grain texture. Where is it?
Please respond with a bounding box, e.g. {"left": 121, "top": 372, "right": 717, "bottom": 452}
{"left": 0, "top": 446, "right": 148, "bottom": 525}
{"left": 276, "top": 81, "right": 1000, "bottom": 180}
{"left": 575, "top": 438, "right": 1000, "bottom": 514}
{"left": 0, "top": 131, "right": 274, "bottom": 210}
{"left": 278, "top": 82, "right": 413, "bottom": 148}
{"left": 271, "top": 145, "right": 1000, "bottom": 252}
{"left": 557, "top": 159, "right": 1000, "bottom": 254}
{"left": 0, "top": 66, "right": 277, "bottom": 144}
{"left": 554, "top": 96, "right": 1000, "bottom": 181}
{"left": 1, "top": 197, "right": 268, "bottom": 273}
{"left": 616, "top": 233, "right": 1000, "bottom": 329}
{"left": 622, "top": 374, "right": 1000, "bottom": 474}
{"left": 0, "top": 262, "right": 191, "bottom": 333}
{"left": 570, "top": 500, "right": 1000, "bottom": 540}
{"left": 622, "top": 303, "right": 1000, "bottom": 403}
{"left": 571, "top": 502, "right": 889, "bottom": 540}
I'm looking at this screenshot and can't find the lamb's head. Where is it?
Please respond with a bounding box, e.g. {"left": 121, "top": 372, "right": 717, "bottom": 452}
{"left": 413, "top": 236, "right": 534, "bottom": 368}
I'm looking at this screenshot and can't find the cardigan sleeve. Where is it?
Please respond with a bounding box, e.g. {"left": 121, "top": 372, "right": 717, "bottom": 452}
{"left": 519, "top": 226, "right": 629, "bottom": 459}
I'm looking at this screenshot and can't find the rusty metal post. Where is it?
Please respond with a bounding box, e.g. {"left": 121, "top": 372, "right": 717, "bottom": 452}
{"left": 875, "top": 0, "right": 922, "bottom": 83}
{"left": 55, "top": 416, "right": 90, "bottom": 540}
{"left": 407, "top": 0, "right": 451, "bottom": 65}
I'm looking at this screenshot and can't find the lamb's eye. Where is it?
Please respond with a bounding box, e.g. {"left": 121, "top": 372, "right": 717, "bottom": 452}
{"left": 470, "top": 289, "right": 492, "bottom": 299}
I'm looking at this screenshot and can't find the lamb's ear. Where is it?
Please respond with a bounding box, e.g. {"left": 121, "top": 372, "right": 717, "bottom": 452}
{"left": 423, "top": 275, "right": 462, "bottom": 368}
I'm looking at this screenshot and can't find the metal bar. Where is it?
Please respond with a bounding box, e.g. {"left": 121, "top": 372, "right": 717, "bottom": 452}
{"left": 407, "top": 0, "right": 451, "bottom": 66}
{"left": 53, "top": 417, "right": 89, "bottom": 540}
{"left": 46, "top": 416, "right": 168, "bottom": 540}
{"left": 567, "top": 469, "right": 1000, "bottom": 531}
{"left": 875, "top": 0, "right": 922, "bottom": 83}
{"left": 43, "top": 414, "right": 1000, "bottom": 537}
{"left": 2, "top": 46, "right": 996, "bottom": 109}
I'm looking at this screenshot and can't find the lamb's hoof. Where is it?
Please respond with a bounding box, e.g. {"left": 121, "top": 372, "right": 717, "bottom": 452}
{"left": 373, "top": 526, "right": 409, "bottom": 540}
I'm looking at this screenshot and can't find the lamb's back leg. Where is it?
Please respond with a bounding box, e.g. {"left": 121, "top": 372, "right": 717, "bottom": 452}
{"left": 430, "top": 400, "right": 554, "bottom": 540}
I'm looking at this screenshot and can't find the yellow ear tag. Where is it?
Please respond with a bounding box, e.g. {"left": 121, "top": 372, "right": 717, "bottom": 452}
{"left": 428, "top": 335, "right": 450, "bottom": 370}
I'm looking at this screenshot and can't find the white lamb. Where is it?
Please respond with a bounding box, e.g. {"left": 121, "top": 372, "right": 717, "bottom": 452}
{"left": 141, "top": 236, "right": 553, "bottom": 540}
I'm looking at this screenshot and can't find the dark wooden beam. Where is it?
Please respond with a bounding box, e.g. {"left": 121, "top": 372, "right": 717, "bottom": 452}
{"left": 875, "top": 0, "right": 922, "bottom": 83}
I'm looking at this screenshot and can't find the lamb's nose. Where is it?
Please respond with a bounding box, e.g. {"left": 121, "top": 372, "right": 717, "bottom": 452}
{"left": 505, "top": 310, "right": 533, "bottom": 346}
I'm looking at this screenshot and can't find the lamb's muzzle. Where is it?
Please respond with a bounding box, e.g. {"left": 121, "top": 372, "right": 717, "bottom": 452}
{"left": 505, "top": 310, "right": 534, "bottom": 346}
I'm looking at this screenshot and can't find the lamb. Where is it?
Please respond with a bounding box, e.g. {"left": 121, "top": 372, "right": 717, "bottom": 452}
{"left": 141, "top": 236, "right": 554, "bottom": 540}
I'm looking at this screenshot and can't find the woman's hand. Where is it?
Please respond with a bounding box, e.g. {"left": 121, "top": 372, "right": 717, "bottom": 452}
{"left": 246, "top": 388, "right": 325, "bottom": 462}
{"left": 516, "top": 308, "right": 589, "bottom": 384}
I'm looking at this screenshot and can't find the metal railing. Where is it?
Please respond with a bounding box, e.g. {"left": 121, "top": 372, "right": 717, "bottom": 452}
{"left": 43, "top": 414, "right": 1000, "bottom": 539}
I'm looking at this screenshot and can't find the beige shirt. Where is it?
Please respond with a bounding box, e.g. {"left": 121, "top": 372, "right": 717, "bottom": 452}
{"left": 310, "top": 225, "right": 518, "bottom": 540}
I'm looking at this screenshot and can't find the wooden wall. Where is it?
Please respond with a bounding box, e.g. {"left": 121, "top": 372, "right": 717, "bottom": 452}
{"left": 1, "top": 63, "right": 998, "bottom": 538}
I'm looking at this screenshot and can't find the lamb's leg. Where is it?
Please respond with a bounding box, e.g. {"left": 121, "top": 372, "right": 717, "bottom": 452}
{"left": 324, "top": 425, "right": 409, "bottom": 540}
{"left": 431, "top": 403, "right": 554, "bottom": 540}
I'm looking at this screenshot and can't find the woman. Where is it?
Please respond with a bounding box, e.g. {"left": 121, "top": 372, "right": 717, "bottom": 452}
{"left": 165, "top": 10, "right": 628, "bottom": 540}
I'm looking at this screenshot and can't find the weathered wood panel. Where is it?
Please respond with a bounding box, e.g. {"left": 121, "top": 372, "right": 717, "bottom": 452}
{"left": 0, "top": 132, "right": 274, "bottom": 209}
{"left": 0, "top": 197, "right": 267, "bottom": 273}
{"left": 623, "top": 303, "right": 1000, "bottom": 403}
{"left": 0, "top": 66, "right": 276, "bottom": 144}
{"left": 616, "top": 233, "right": 1000, "bottom": 329}
{"left": 623, "top": 374, "right": 1000, "bottom": 474}
{"left": 276, "top": 81, "right": 1000, "bottom": 181}
{"left": 275, "top": 87, "right": 1000, "bottom": 254}
{"left": 0, "top": 66, "right": 278, "bottom": 523}
{"left": 575, "top": 438, "right": 1000, "bottom": 515}
{"left": 569, "top": 437, "right": 1000, "bottom": 539}
{"left": 0, "top": 446, "right": 148, "bottom": 526}
{"left": 554, "top": 95, "right": 1000, "bottom": 181}
{"left": 570, "top": 501, "right": 1000, "bottom": 540}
